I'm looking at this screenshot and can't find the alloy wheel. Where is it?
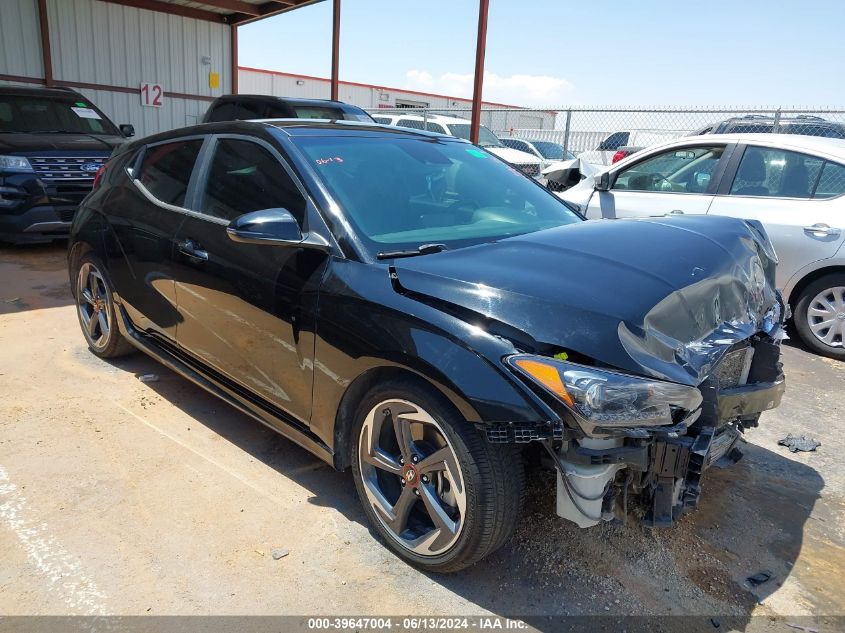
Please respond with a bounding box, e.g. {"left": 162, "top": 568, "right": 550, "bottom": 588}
{"left": 357, "top": 399, "right": 467, "bottom": 557}
{"left": 76, "top": 262, "right": 112, "bottom": 351}
{"left": 807, "top": 286, "right": 845, "bottom": 348}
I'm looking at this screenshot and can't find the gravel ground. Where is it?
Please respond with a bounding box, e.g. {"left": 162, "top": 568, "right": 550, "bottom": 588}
{"left": 0, "top": 243, "right": 842, "bottom": 632}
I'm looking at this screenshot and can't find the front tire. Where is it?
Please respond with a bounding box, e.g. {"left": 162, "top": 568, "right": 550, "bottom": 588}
{"left": 74, "top": 253, "right": 135, "bottom": 358}
{"left": 350, "top": 377, "right": 524, "bottom": 572}
{"left": 793, "top": 273, "right": 845, "bottom": 360}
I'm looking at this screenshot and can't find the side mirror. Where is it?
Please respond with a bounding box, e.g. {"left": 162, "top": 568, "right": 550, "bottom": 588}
{"left": 227, "top": 208, "right": 329, "bottom": 251}
{"left": 119, "top": 124, "right": 135, "bottom": 137}
{"left": 594, "top": 172, "right": 611, "bottom": 192}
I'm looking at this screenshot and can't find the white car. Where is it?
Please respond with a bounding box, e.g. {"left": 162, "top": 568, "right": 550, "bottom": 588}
{"left": 371, "top": 113, "right": 543, "bottom": 179}
{"left": 560, "top": 133, "right": 845, "bottom": 360}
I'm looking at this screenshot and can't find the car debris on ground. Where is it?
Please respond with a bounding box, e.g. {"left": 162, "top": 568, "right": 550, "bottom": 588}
{"left": 778, "top": 434, "right": 821, "bottom": 453}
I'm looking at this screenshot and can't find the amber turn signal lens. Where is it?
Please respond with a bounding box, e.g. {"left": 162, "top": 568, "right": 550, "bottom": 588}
{"left": 513, "top": 358, "right": 574, "bottom": 406}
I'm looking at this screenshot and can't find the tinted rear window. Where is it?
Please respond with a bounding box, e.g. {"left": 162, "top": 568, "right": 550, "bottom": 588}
{"left": 137, "top": 140, "right": 203, "bottom": 207}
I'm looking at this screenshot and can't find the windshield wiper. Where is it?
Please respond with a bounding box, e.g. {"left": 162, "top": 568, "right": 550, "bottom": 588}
{"left": 377, "top": 243, "right": 448, "bottom": 260}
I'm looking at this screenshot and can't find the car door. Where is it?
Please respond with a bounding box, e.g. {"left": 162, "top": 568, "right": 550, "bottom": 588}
{"left": 171, "top": 134, "right": 329, "bottom": 424}
{"left": 707, "top": 145, "right": 845, "bottom": 290}
{"left": 584, "top": 142, "right": 733, "bottom": 220}
{"left": 106, "top": 137, "right": 204, "bottom": 339}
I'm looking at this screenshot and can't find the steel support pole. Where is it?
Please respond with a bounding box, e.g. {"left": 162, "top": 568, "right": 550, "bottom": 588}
{"left": 469, "top": 0, "right": 490, "bottom": 144}
{"left": 330, "top": 0, "right": 340, "bottom": 101}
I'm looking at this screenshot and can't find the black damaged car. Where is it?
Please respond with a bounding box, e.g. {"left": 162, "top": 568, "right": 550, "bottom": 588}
{"left": 68, "top": 120, "right": 785, "bottom": 572}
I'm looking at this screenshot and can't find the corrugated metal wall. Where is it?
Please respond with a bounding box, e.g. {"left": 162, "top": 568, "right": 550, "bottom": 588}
{"left": 0, "top": 0, "right": 44, "bottom": 81}
{"left": 46, "top": 0, "right": 230, "bottom": 137}
{"left": 1, "top": 0, "right": 232, "bottom": 138}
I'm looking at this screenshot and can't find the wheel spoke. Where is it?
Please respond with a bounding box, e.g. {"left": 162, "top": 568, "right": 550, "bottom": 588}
{"left": 392, "top": 413, "right": 415, "bottom": 462}
{"left": 386, "top": 487, "right": 417, "bottom": 536}
{"left": 86, "top": 310, "right": 99, "bottom": 336}
{"left": 98, "top": 311, "right": 109, "bottom": 338}
{"left": 364, "top": 447, "right": 402, "bottom": 475}
{"left": 810, "top": 318, "right": 834, "bottom": 333}
{"left": 80, "top": 288, "right": 95, "bottom": 306}
{"left": 419, "top": 483, "right": 459, "bottom": 541}
{"left": 88, "top": 272, "right": 99, "bottom": 300}
{"left": 809, "top": 306, "right": 832, "bottom": 317}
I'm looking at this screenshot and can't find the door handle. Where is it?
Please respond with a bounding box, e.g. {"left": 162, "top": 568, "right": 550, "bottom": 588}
{"left": 178, "top": 239, "right": 209, "bottom": 261}
{"left": 803, "top": 223, "right": 841, "bottom": 237}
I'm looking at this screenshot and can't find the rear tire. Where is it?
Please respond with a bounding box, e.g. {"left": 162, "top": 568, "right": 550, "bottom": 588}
{"left": 350, "top": 376, "right": 524, "bottom": 572}
{"left": 792, "top": 273, "right": 845, "bottom": 360}
{"left": 73, "top": 253, "right": 135, "bottom": 358}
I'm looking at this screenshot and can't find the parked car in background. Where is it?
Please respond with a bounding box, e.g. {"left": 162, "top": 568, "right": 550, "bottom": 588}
{"left": 0, "top": 85, "right": 133, "bottom": 244}
{"left": 372, "top": 113, "right": 543, "bottom": 179}
{"left": 500, "top": 137, "right": 576, "bottom": 169}
{"left": 69, "top": 119, "right": 785, "bottom": 571}
{"left": 202, "top": 94, "right": 375, "bottom": 123}
{"left": 559, "top": 133, "right": 845, "bottom": 359}
{"left": 577, "top": 130, "right": 682, "bottom": 166}
{"left": 693, "top": 114, "right": 845, "bottom": 139}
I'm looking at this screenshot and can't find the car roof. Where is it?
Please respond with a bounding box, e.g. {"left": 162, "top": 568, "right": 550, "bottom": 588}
{"left": 646, "top": 133, "right": 845, "bottom": 161}
{"left": 126, "top": 119, "right": 461, "bottom": 148}
{"left": 0, "top": 85, "right": 84, "bottom": 99}
{"left": 213, "top": 94, "right": 361, "bottom": 108}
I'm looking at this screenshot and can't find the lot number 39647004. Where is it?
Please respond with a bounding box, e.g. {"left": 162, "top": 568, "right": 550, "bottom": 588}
{"left": 140, "top": 83, "right": 163, "bottom": 107}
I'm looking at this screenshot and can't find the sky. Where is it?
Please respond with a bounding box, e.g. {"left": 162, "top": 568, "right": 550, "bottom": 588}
{"left": 239, "top": 0, "right": 844, "bottom": 108}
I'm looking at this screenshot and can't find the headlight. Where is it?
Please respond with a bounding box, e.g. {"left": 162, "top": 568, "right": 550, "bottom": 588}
{"left": 508, "top": 354, "right": 702, "bottom": 427}
{"left": 0, "top": 155, "right": 34, "bottom": 171}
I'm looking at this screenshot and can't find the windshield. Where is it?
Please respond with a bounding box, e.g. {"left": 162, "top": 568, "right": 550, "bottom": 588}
{"left": 446, "top": 123, "right": 502, "bottom": 147}
{"left": 293, "top": 135, "right": 581, "bottom": 257}
{"left": 530, "top": 141, "right": 575, "bottom": 161}
{"left": 0, "top": 95, "right": 119, "bottom": 135}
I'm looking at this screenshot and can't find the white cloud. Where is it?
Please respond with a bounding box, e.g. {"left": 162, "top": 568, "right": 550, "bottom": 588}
{"left": 404, "top": 69, "right": 573, "bottom": 107}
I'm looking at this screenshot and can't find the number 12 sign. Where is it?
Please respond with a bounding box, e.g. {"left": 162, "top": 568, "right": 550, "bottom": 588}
{"left": 140, "top": 83, "right": 163, "bottom": 107}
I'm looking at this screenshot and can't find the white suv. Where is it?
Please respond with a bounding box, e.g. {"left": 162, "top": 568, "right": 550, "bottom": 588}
{"left": 371, "top": 113, "right": 543, "bottom": 179}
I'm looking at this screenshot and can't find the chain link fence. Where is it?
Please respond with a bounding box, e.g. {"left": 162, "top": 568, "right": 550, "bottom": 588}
{"left": 367, "top": 107, "right": 845, "bottom": 164}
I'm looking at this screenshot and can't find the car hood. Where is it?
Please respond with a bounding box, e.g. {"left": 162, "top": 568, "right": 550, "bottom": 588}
{"left": 391, "top": 215, "right": 782, "bottom": 386}
{"left": 486, "top": 146, "right": 542, "bottom": 164}
{"left": 0, "top": 133, "right": 123, "bottom": 153}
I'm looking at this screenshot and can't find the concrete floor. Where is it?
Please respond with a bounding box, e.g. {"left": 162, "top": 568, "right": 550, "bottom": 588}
{"left": 0, "top": 243, "right": 842, "bottom": 629}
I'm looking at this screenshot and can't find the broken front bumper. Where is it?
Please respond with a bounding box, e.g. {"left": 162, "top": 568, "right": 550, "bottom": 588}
{"left": 552, "top": 368, "right": 784, "bottom": 529}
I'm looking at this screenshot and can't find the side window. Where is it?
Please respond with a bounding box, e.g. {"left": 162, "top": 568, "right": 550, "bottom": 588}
{"left": 137, "top": 140, "right": 203, "bottom": 207}
{"left": 814, "top": 162, "right": 845, "bottom": 199}
{"left": 598, "top": 131, "right": 629, "bottom": 151}
{"left": 200, "top": 139, "right": 306, "bottom": 224}
{"left": 207, "top": 102, "right": 238, "bottom": 122}
{"left": 613, "top": 145, "right": 724, "bottom": 193}
{"left": 426, "top": 122, "right": 446, "bottom": 134}
{"left": 372, "top": 117, "right": 392, "bottom": 124}
{"left": 730, "top": 147, "right": 823, "bottom": 198}
{"left": 396, "top": 119, "right": 425, "bottom": 130}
